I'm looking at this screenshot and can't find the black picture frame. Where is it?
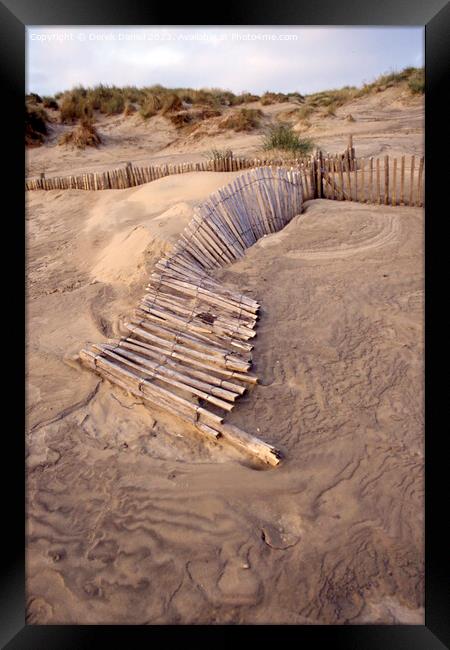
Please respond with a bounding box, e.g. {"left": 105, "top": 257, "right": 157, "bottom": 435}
{"left": 3, "top": 0, "right": 448, "bottom": 646}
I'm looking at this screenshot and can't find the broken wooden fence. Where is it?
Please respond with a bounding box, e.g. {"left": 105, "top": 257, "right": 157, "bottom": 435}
{"left": 79, "top": 167, "right": 303, "bottom": 467}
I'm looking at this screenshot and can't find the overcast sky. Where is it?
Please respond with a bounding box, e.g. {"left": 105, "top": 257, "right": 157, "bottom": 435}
{"left": 26, "top": 26, "right": 424, "bottom": 96}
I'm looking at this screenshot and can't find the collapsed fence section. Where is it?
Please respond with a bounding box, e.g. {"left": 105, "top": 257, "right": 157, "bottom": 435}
{"left": 79, "top": 167, "right": 303, "bottom": 467}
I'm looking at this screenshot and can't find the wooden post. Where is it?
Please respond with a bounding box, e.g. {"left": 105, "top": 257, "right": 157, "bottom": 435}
{"left": 330, "top": 159, "right": 336, "bottom": 200}
{"left": 345, "top": 155, "right": 352, "bottom": 200}
{"left": 400, "top": 155, "right": 405, "bottom": 205}
{"left": 384, "top": 155, "right": 389, "bottom": 205}
{"left": 417, "top": 156, "right": 424, "bottom": 207}
{"left": 409, "top": 155, "right": 415, "bottom": 206}
{"left": 339, "top": 158, "right": 345, "bottom": 200}
{"left": 354, "top": 157, "right": 358, "bottom": 201}
{"left": 310, "top": 157, "right": 316, "bottom": 199}
{"left": 316, "top": 152, "right": 322, "bottom": 198}
{"left": 361, "top": 158, "right": 365, "bottom": 203}
{"left": 348, "top": 134, "right": 355, "bottom": 170}
{"left": 126, "top": 162, "right": 134, "bottom": 187}
{"left": 368, "top": 157, "right": 373, "bottom": 203}
{"left": 392, "top": 158, "right": 397, "bottom": 206}
{"left": 376, "top": 158, "right": 381, "bottom": 204}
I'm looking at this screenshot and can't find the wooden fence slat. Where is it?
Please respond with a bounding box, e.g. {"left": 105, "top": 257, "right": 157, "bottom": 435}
{"left": 361, "top": 158, "right": 365, "bottom": 203}
{"left": 400, "top": 155, "right": 405, "bottom": 205}
{"left": 376, "top": 158, "right": 381, "bottom": 204}
{"left": 409, "top": 155, "right": 415, "bottom": 207}
{"left": 339, "top": 159, "right": 345, "bottom": 201}
{"left": 330, "top": 159, "right": 336, "bottom": 200}
{"left": 417, "top": 156, "right": 424, "bottom": 207}
{"left": 392, "top": 158, "right": 397, "bottom": 206}
{"left": 384, "top": 155, "right": 389, "bottom": 205}
{"left": 318, "top": 154, "right": 323, "bottom": 198}
{"left": 345, "top": 156, "right": 352, "bottom": 200}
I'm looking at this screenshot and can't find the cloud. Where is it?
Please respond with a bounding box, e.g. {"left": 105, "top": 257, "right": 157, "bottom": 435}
{"left": 26, "top": 26, "right": 423, "bottom": 96}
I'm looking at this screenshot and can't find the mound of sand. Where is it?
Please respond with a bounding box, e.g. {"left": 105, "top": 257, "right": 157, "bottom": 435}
{"left": 26, "top": 168, "right": 423, "bottom": 624}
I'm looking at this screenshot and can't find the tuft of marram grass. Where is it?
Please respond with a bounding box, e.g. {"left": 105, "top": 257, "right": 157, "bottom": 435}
{"left": 59, "top": 90, "right": 93, "bottom": 123}
{"left": 219, "top": 108, "right": 262, "bottom": 132}
{"left": 261, "top": 124, "right": 313, "bottom": 155}
{"left": 139, "top": 94, "right": 162, "bottom": 119}
{"left": 58, "top": 118, "right": 101, "bottom": 149}
{"left": 123, "top": 101, "right": 137, "bottom": 116}
{"left": 204, "top": 148, "right": 234, "bottom": 161}
{"left": 408, "top": 69, "right": 424, "bottom": 94}
{"left": 25, "top": 103, "right": 48, "bottom": 146}
{"left": 160, "top": 93, "right": 183, "bottom": 115}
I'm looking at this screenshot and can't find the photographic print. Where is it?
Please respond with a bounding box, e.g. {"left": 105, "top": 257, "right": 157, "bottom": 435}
{"left": 25, "top": 25, "right": 425, "bottom": 626}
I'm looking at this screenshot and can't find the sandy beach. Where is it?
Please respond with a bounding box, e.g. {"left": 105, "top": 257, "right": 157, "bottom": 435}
{"left": 26, "top": 164, "right": 424, "bottom": 623}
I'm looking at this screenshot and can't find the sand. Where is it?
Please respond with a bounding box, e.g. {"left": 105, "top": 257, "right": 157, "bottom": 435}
{"left": 26, "top": 84, "right": 424, "bottom": 624}
{"left": 26, "top": 166, "right": 424, "bottom": 623}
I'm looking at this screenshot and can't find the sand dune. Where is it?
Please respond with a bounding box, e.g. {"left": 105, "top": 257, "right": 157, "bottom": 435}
{"left": 26, "top": 85, "right": 423, "bottom": 178}
{"left": 26, "top": 169, "right": 423, "bottom": 623}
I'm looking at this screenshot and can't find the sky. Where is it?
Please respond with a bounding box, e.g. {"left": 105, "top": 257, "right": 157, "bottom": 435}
{"left": 26, "top": 26, "right": 424, "bottom": 97}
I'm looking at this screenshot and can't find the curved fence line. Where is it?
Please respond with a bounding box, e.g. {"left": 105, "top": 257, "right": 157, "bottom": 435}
{"left": 79, "top": 166, "right": 303, "bottom": 467}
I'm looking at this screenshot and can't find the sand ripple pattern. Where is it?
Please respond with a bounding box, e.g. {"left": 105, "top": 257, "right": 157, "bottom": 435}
{"left": 27, "top": 181, "right": 423, "bottom": 624}
{"left": 286, "top": 213, "right": 400, "bottom": 260}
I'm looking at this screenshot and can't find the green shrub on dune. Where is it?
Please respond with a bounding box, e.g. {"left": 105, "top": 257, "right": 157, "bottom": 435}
{"left": 262, "top": 124, "right": 313, "bottom": 155}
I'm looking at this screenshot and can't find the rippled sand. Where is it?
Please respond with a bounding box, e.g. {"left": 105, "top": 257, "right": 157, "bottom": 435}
{"left": 26, "top": 169, "right": 423, "bottom": 624}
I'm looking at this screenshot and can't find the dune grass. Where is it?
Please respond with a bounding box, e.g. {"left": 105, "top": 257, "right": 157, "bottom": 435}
{"left": 58, "top": 118, "right": 101, "bottom": 149}
{"left": 204, "top": 148, "right": 234, "bottom": 161}
{"left": 26, "top": 67, "right": 423, "bottom": 145}
{"left": 220, "top": 108, "right": 263, "bottom": 132}
{"left": 262, "top": 124, "right": 313, "bottom": 156}
{"left": 407, "top": 69, "right": 424, "bottom": 94}
{"left": 25, "top": 103, "right": 48, "bottom": 146}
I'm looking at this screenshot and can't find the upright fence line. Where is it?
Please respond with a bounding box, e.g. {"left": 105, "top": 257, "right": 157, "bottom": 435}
{"left": 25, "top": 151, "right": 424, "bottom": 207}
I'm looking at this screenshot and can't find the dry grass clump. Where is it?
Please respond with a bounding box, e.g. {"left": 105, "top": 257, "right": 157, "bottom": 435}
{"left": 25, "top": 103, "right": 48, "bottom": 146}
{"left": 261, "top": 92, "right": 286, "bottom": 105}
{"left": 139, "top": 93, "right": 163, "bottom": 119}
{"left": 230, "top": 92, "right": 260, "bottom": 105}
{"left": 168, "top": 106, "right": 222, "bottom": 129}
{"left": 42, "top": 96, "right": 58, "bottom": 110}
{"left": 407, "top": 69, "right": 424, "bottom": 94}
{"left": 176, "top": 88, "right": 221, "bottom": 107}
{"left": 160, "top": 93, "right": 183, "bottom": 114}
{"left": 59, "top": 89, "right": 93, "bottom": 123}
{"left": 353, "top": 67, "right": 424, "bottom": 97}
{"left": 324, "top": 103, "right": 337, "bottom": 117}
{"left": 260, "top": 91, "right": 303, "bottom": 105}
{"left": 123, "top": 101, "right": 137, "bottom": 116}
{"left": 167, "top": 111, "right": 193, "bottom": 128}
{"left": 220, "top": 108, "right": 263, "bottom": 132}
{"left": 194, "top": 108, "right": 222, "bottom": 120}
{"left": 307, "top": 86, "right": 357, "bottom": 110}
{"left": 26, "top": 93, "right": 43, "bottom": 105}
{"left": 58, "top": 118, "right": 101, "bottom": 149}
{"left": 204, "top": 148, "right": 234, "bottom": 161}
{"left": 297, "top": 104, "right": 314, "bottom": 120}
{"left": 262, "top": 124, "right": 313, "bottom": 155}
